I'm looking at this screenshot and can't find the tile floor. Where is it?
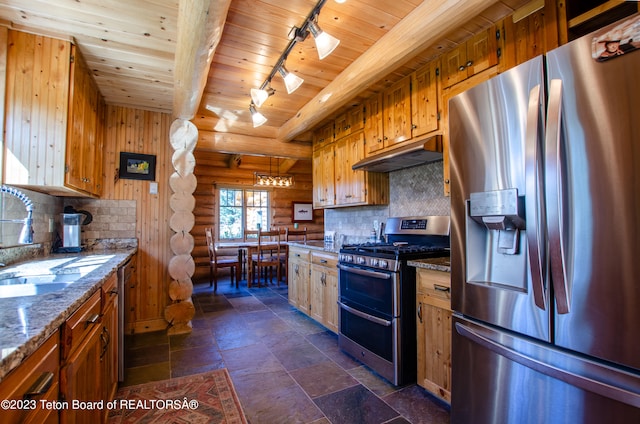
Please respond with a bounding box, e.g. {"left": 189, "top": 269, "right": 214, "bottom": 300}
{"left": 122, "top": 276, "right": 450, "bottom": 424}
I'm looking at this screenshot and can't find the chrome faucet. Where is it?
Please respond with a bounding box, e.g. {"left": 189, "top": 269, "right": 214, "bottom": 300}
{"left": 0, "top": 185, "right": 34, "bottom": 244}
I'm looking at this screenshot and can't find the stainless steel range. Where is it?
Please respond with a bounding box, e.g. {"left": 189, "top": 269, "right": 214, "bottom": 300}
{"left": 338, "top": 215, "right": 450, "bottom": 385}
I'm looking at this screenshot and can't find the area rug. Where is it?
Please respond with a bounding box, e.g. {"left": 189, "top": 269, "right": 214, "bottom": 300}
{"left": 108, "top": 369, "right": 247, "bottom": 423}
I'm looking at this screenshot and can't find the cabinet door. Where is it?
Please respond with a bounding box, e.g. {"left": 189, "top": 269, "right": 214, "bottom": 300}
{"left": 442, "top": 43, "right": 468, "bottom": 88}
{"left": 417, "top": 295, "right": 452, "bottom": 403}
{"left": 383, "top": 76, "right": 412, "bottom": 146}
{"left": 323, "top": 267, "right": 338, "bottom": 333}
{"left": 4, "top": 31, "right": 71, "bottom": 188}
{"left": 411, "top": 60, "right": 440, "bottom": 137}
{"left": 335, "top": 132, "right": 366, "bottom": 205}
{"left": 313, "top": 122, "right": 334, "bottom": 149}
{"left": 60, "top": 325, "right": 102, "bottom": 423}
{"left": 289, "top": 258, "right": 310, "bottom": 315}
{"left": 465, "top": 26, "right": 498, "bottom": 77}
{"left": 101, "top": 278, "right": 119, "bottom": 407}
{"left": 364, "top": 93, "right": 384, "bottom": 156}
{"left": 312, "top": 144, "right": 335, "bottom": 208}
{"left": 309, "top": 265, "right": 325, "bottom": 324}
{"left": 66, "top": 48, "right": 103, "bottom": 196}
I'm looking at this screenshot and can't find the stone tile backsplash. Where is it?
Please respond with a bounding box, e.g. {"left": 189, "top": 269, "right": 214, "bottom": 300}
{"left": 64, "top": 199, "right": 137, "bottom": 242}
{"left": 324, "top": 161, "right": 450, "bottom": 240}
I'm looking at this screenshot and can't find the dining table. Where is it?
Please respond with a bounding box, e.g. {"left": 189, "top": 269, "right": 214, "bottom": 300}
{"left": 216, "top": 240, "right": 287, "bottom": 283}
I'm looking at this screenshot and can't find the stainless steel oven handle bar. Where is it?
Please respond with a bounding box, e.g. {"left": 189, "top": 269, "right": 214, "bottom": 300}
{"left": 338, "top": 301, "right": 392, "bottom": 327}
{"left": 337, "top": 264, "right": 392, "bottom": 280}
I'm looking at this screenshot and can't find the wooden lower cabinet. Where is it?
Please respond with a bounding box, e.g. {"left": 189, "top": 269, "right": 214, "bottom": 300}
{"left": 416, "top": 268, "right": 452, "bottom": 403}
{"left": 288, "top": 247, "right": 338, "bottom": 333}
{"left": 288, "top": 246, "right": 311, "bottom": 315}
{"left": 309, "top": 251, "right": 338, "bottom": 333}
{"left": 0, "top": 330, "right": 60, "bottom": 424}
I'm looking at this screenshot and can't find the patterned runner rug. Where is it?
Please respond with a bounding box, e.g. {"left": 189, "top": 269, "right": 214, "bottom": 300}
{"left": 108, "top": 369, "right": 247, "bottom": 423}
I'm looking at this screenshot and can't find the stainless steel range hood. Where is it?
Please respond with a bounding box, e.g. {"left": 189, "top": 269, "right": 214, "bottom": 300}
{"left": 352, "top": 135, "right": 443, "bottom": 172}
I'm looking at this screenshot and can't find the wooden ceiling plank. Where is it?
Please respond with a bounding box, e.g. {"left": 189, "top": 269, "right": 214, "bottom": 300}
{"left": 277, "top": 0, "right": 503, "bottom": 141}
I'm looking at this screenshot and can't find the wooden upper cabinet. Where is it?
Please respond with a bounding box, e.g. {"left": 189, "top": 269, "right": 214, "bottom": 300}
{"left": 383, "top": 75, "right": 412, "bottom": 147}
{"left": 66, "top": 49, "right": 105, "bottom": 196}
{"left": 334, "top": 105, "right": 364, "bottom": 140}
{"left": 4, "top": 30, "right": 104, "bottom": 197}
{"left": 363, "top": 92, "right": 384, "bottom": 156}
{"left": 411, "top": 60, "right": 441, "bottom": 138}
{"left": 442, "top": 25, "right": 498, "bottom": 88}
{"left": 312, "top": 143, "right": 335, "bottom": 208}
{"left": 313, "top": 121, "right": 334, "bottom": 150}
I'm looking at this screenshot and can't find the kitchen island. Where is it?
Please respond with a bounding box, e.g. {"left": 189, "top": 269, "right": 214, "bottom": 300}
{"left": 0, "top": 246, "right": 137, "bottom": 382}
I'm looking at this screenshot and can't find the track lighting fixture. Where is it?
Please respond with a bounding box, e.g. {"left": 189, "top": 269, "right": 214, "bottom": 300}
{"left": 278, "top": 65, "right": 304, "bottom": 94}
{"left": 249, "top": 104, "right": 267, "bottom": 128}
{"left": 247, "top": 0, "right": 342, "bottom": 126}
{"left": 307, "top": 20, "right": 340, "bottom": 60}
{"left": 250, "top": 84, "right": 275, "bottom": 108}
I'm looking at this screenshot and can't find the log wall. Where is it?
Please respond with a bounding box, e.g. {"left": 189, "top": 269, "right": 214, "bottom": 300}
{"left": 192, "top": 150, "right": 323, "bottom": 281}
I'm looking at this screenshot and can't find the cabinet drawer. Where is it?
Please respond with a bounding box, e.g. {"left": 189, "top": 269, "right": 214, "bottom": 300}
{"left": 61, "top": 290, "right": 102, "bottom": 360}
{"left": 417, "top": 269, "right": 451, "bottom": 307}
{"left": 0, "top": 330, "right": 59, "bottom": 424}
{"left": 101, "top": 273, "right": 118, "bottom": 310}
{"left": 289, "top": 247, "right": 311, "bottom": 262}
{"left": 311, "top": 251, "right": 337, "bottom": 268}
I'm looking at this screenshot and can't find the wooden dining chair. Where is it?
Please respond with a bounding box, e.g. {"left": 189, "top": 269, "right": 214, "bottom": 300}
{"left": 250, "top": 229, "right": 281, "bottom": 287}
{"left": 281, "top": 227, "right": 307, "bottom": 283}
{"left": 205, "top": 227, "right": 239, "bottom": 291}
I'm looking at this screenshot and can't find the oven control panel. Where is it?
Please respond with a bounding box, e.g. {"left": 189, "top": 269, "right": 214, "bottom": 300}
{"left": 339, "top": 254, "right": 398, "bottom": 272}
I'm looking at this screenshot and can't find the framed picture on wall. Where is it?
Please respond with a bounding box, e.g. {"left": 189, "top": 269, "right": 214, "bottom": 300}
{"left": 118, "top": 152, "right": 156, "bottom": 181}
{"left": 292, "top": 202, "right": 313, "bottom": 222}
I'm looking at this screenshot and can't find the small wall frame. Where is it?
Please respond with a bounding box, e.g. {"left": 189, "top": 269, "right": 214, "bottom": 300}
{"left": 118, "top": 152, "right": 156, "bottom": 181}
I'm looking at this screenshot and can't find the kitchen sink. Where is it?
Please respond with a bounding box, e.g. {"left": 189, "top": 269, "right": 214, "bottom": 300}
{"left": 0, "top": 273, "right": 82, "bottom": 298}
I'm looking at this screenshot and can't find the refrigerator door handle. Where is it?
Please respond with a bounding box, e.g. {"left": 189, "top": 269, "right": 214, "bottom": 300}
{"left": 455, "top": 321, "right": 640, "bottom": 408}
{"left": 545, "top": 79, "right": 570, "bottom": 314}
{"left": 524, "top": 84, "right": 546, "bottom": 310}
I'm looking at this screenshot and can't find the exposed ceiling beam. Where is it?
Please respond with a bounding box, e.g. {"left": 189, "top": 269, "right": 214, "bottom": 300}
{"left": 277, "top": 159, "right": 298, "bottom": 174}
{"left": 197, "top": 130, "right": 312, "bottom": 160}
{"left": 277, "top": 0, "right": 500, "bottom": 141}
{"left": 173, "top": 0, "right": 231, "bottom": 120}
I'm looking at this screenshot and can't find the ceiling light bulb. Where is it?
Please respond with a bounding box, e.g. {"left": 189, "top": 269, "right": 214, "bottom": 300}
{"left": 308, "top": 21, "right": 340, "bottom": 60}
{"left": 249, "top": 104, "right": 267, "bottom": 127}
{"left": 278, "top": 65, "right": 304, "bottom": 94}
{"left": 250, "top": 88, "right": 269, "bottom": 108}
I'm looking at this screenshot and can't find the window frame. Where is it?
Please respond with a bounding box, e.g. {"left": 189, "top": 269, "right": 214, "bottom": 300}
{"left": 217, "top": 186, "right": 271, "bottom": 242}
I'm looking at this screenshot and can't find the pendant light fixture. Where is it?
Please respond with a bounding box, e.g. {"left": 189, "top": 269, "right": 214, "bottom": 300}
{"left": 254, "top": 157, "right": 294, "bottom": 187}
{"left": 247, "top": 0, "right": 343, "bottom": 125}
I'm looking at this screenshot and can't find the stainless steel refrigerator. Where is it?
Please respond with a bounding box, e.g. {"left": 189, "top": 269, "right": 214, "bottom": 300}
{"left": 449, "top": 15, "right": 640, "bottom": 423}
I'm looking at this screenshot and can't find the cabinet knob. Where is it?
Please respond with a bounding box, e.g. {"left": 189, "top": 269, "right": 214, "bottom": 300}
{"left": 466, "top": 60, "right": 473, "bottom": 67}
{"left": 411, "top": 124, "right": 417, "bottom": 130}
{"left": 458, "top": 65, "right": 466, "bottom": 71}
{"left": 23, "top": 372, "right": 54, "bottom": 399}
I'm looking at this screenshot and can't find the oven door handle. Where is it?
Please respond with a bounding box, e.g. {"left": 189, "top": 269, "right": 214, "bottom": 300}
{"left": 338, "top": 301, "right": 392, "bottom": 327}
{"left": 337, "top": 264, "right": 392, "bottom": 280}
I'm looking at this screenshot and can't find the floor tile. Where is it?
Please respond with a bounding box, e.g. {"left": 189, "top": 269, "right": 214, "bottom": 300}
{"left": 121, "top": 277, "right": 451, "bottom": 423}
{"left": 314, "top": 384, "right": 400, "bottom": 424}
{"left": 290, "top": 361, "right": 359, "bottom": 398}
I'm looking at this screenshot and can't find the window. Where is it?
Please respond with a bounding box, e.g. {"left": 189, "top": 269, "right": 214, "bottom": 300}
{"left": 218, "top": 188, "right": 269, "bottom": 240}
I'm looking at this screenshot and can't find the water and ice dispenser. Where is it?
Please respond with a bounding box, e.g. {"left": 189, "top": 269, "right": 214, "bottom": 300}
{"left": 466, "top": 188, "right": 529, "bottom": 290}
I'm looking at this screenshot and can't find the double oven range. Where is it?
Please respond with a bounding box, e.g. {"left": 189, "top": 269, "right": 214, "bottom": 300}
{"left": 338, "top": 216, "right": 450, "bottom": 386}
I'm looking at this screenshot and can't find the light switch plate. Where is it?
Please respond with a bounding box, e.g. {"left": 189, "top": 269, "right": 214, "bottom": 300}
{"left": 149, "top": 182, "right": 158, "bottom": 194}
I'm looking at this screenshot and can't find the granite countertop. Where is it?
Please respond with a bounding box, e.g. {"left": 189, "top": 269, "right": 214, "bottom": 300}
{"left": 286, "top": 240, "right": 340, "bottom": 254}
{"left": 0, "top": 248, "right": 137, "bottom": 382}
{"left": 408, "top": 257, "right": 451, "bottom": 273}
